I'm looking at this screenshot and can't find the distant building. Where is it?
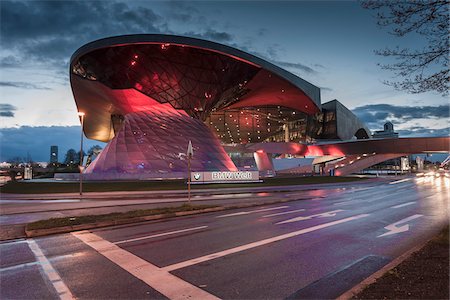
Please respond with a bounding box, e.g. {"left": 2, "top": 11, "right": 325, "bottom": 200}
{"left": 50, "top": 145, "right": 58, "bottom": 163}
{"left": 372, "top": 122, "right": 399, "bottom": 139}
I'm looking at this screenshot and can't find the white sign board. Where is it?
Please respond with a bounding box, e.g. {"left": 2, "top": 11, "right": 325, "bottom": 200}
{"left": 191, "top": 171, "right": 260, "bottom": 184}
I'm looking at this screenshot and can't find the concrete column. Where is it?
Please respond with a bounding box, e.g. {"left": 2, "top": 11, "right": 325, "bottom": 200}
{"left": 254, "top": 151, "right": 275, "bottom": 177}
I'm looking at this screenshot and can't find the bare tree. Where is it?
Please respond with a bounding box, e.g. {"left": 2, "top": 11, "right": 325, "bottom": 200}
{"left": 362, "top": 0, "right": 449, "bottom": 96}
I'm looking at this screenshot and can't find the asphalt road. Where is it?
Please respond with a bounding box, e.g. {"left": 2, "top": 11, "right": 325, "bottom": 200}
{"left": 1, "top": 175, "right": 449, "bottom": 299}
{"left": 0, "top": 179, "right": 380, "bottom": 225}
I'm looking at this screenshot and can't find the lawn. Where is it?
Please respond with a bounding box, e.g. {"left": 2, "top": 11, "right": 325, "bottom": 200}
{"left": 26, "top": 204, "right": 217, "bottom": 230}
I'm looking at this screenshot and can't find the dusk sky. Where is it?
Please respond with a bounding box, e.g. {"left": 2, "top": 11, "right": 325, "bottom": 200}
{"left": 0, "top": 0, "right": 448, "bottom": 162}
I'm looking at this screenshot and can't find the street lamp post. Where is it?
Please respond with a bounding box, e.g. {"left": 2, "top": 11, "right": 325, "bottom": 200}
{"left": 186, "top": 140, "right": 194, "bottom": 204}
{"left": 78, "top": 112, "right": 85, "bottom": 198}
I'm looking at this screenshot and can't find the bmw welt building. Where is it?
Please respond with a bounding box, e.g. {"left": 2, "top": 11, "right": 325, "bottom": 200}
{"left": 71, "top": 34, "right": 446, "bottom": 180}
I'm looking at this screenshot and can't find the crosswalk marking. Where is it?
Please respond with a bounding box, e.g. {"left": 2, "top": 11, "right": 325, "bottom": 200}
{"left": 28, "top": 240, "right": 74, "bottom": 300}
{"left": 73, "top": 231, "right": 219, "bottom": 300}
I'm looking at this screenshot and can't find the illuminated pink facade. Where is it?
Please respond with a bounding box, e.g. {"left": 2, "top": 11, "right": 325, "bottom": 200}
{"left": 70, "top": 34, "right": 336, "bottom": 178}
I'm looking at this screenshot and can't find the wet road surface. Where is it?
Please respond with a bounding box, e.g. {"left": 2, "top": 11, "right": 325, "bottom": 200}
{"left": 1, "top": 175, "right": 449, "bottom": 299}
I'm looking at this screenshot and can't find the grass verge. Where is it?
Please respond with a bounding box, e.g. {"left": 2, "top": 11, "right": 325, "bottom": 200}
{"left": 1, "top": 176, "right": 366, "bottom": 194}
{"left": 26, "top": 204, "right": 217, "bottom": 230}
{"left": 353, "top": 226, "right": 449, "bottom": 299}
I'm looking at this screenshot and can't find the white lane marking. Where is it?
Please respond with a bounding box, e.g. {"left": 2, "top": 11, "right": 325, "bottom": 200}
{"left": 276, "top": 210, "right": 345, "bottom": 225}
{"left": 27, "top": 240, "right": 74, "bottom": 300}
{"left": 262, "top": 208, "right": 306, "bottom": 217}
{"left": 72, "top": 231, "right": 219, "bottom": 300}
{"left": 216, "top": 206, "right": 289, "bottom": 218}
{"left": 391, "top": 201, "right": 416, "bottom": 209}
{"left": 114, "top": 226, "right": 208, "bottom": 245}
{"left": 333, "top": 200, "right": 354, "bottom": 206}
{"left": 0, "top": 261, "right": 39, "bottom": 272}
{"left": 389, "top": 178, "right": 412, "bottom": 185}
{"left": 0, "top": 239, "right": 27, "bottom": 245}
{"left": 346, "top": 187, "right": 375, "bottom": 193}
{"left": 163, "top": 214, "right": 370, "bottom": 272}
{"left": 377, "top": 214, "right": 423, "bottom": 237}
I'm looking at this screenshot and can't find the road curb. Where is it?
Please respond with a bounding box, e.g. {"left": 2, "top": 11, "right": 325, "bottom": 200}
{"left": 335, "top": 236, "right": 436, "bottom": 300}
{"left": 24, "top": 207, "right": 226, "bottom": 237}
{"left": 23, "top": 198, "right": 296, "bottom": 238}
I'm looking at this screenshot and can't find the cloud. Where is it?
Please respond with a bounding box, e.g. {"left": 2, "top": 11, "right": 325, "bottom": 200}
{"left": 201, "top": 30, "right": 233, "bottom": 42}
{"left": 397, "top": 126, "right": 450, "bottom": 137}
{"left": 184, "top": 30, "right": 233, "bottom": 43}
{"left": 352, "top": 104, "right": 449, "bottom": 137}
{"left": 0, "top": 81, "right": 51, "bottom": 90}
{"left": 270, "top": 60, "right": 318, "bottom": 74}
{"left": 257, "top": 28, "right": 268, "bottom": 37}
{"left": 241, "top": 45, "right": 319, "bottom": 75}
{"left": 319, "top": 86, "right": 333, "bottom": 92}
{"left": 272, "top": 60, "right": 317, "bottom": 74}
{"left": 0, "top": 1, "right": 166, "bottom": 70}
{"left": 165, "top": 1, "right": 200, "bottom": 23}
{"left": 353, "top": 104, "right": 449, "bottom": 125}
{"left": 0, "top": 104, "right": 17, "bottom": 117}
{"left": 0, "top": 55, "right": 22, "bottom": 68}
{"left": 0, "top": 126, "right": 105, "bottom": 161}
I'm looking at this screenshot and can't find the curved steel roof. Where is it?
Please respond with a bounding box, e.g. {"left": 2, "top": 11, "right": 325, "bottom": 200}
{"left": 71, "top": 34, "right": 321, "bottom": 106}
{"left": 70, "top": 34, "right": 322, "bottom": 142}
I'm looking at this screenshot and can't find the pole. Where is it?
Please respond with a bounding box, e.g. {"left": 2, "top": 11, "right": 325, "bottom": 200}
{"left": 186, "top": 140, "right": 193, "bottom": 205}
{"left": 188, "top": 155, "right": 191, "bottom": 204}
{"left": 78, "top": 112, "right": 85, "bottom": 198}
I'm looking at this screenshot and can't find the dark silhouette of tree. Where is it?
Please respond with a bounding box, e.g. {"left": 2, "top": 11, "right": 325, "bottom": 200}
{"left": 8, "top": 156, "right": 24, "bottom": 167}
{"left": 87, "top": 145, "right": 103, "bottom": 156}
{"left": 85, "top": 145, "right": 103, "bottom": 167}
{"left": 362, "top": 0, "right": 449, "bottom": 96}
{"left": 64, "top": 149, "right": 78, "bottom": 165}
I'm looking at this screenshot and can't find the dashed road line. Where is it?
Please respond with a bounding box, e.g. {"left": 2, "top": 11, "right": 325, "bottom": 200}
{"left": 262, "top": 208, "right": 306, "bottom": 217}
{"left": 389, "top": 178, "right": 412, "bottom": 185}
{"left": 114, "top": 226, "right": 208, "bottom": 245}
{"left": 391, "top": 201, "right": 416, "bottom": 208}
{"left": 276, "top": 209, "right": 345, "bottom": 225}
{"left": 216, "top": 206, "right": 289, "bottom": 218}
{"left": 72, "top": 231, "right": 219, "bottom": 300}
{"left": 162, "top": 214, "right": 370, "bottom": 272}
{"left": 27, "top": 240, "right": 74, "bottom": 300}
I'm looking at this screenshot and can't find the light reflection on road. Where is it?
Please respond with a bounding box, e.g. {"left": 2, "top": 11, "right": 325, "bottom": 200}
{"left": 0, "top": 199, "right": 82, "bottom": 204}
{"left": 414, "top": 176, "right": 449, "bottom": 220}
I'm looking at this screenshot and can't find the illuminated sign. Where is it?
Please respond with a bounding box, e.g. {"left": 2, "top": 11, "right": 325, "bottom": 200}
{"left": 191, "top": 171, "right": 260, "bottom": 183}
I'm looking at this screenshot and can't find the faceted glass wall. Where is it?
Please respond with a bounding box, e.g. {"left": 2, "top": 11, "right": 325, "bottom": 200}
{"left": 86, "top": 109, "right": 237, "bottom": 175}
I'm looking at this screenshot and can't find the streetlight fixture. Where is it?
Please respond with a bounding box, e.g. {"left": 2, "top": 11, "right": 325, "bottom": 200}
{"left": 77, "top": 111, "right": 85, "bottom": 198}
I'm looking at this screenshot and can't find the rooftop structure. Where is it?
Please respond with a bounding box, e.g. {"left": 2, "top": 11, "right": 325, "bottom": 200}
{"left": 372, "top": 122, "right": 399, "bottom": 139}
